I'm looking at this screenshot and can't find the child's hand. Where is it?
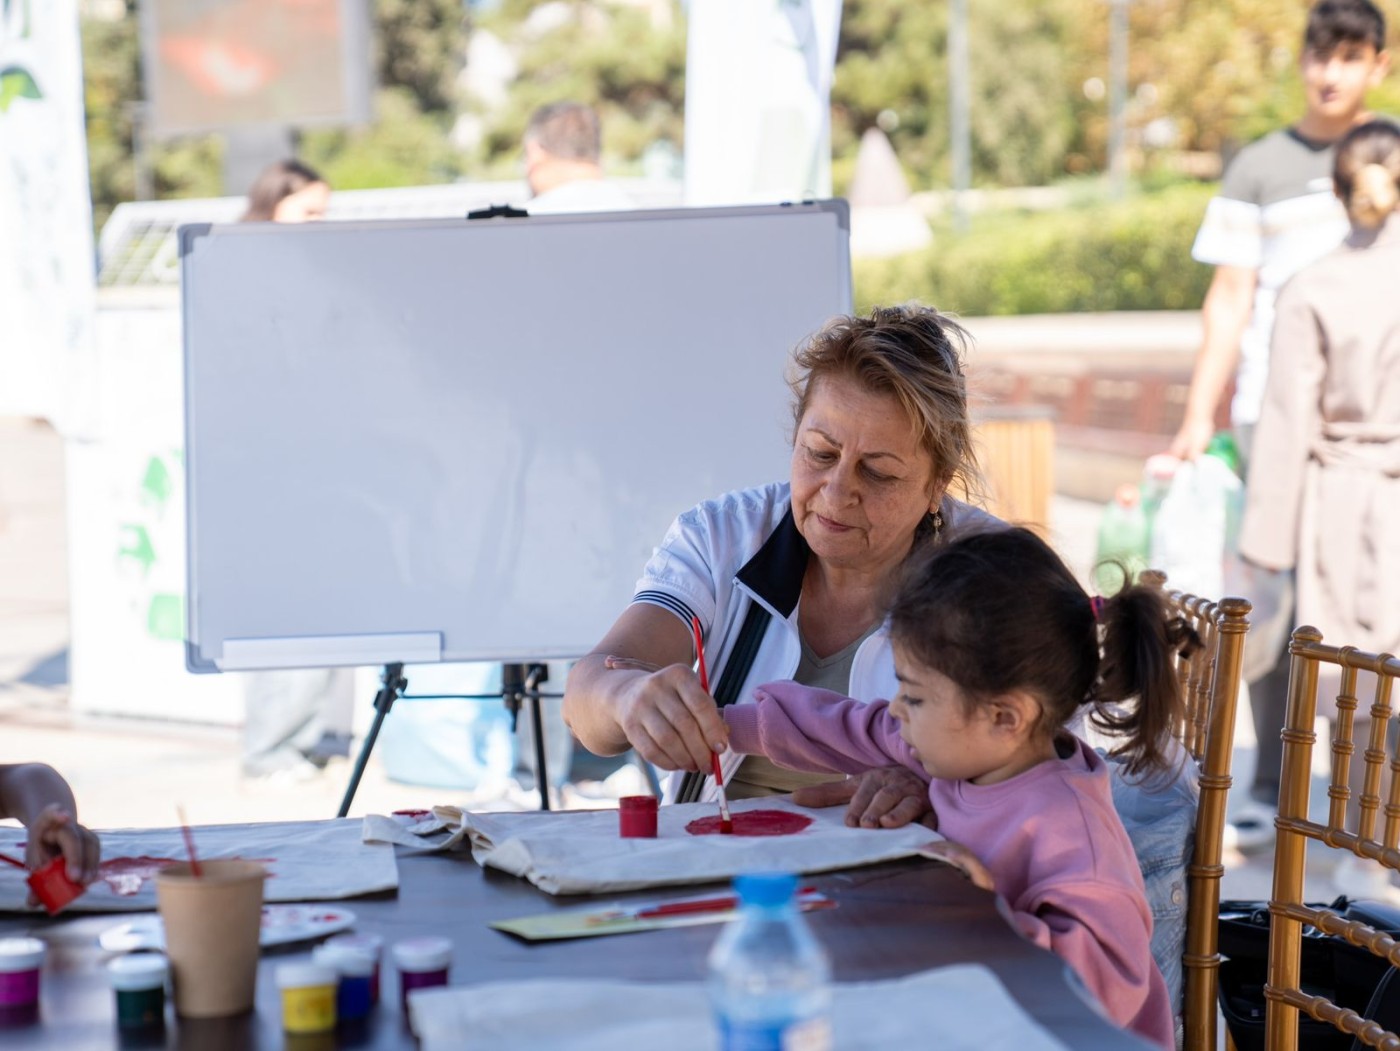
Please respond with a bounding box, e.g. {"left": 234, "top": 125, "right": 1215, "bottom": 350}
{"left": 792, "top": 766, "right": 937, "bottom": 830}
{"left": 923, "top": 841, "right": 995, "bottom": 892}
{"left": 25, "top": 804, "right": 101, "bottom": 886}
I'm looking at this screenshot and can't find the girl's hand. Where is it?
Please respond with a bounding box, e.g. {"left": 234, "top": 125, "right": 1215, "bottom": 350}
{"left": 923, "top": 840, "right": 995, "bottom": 892}
{"left": 612, "top": 663, "right": 729, "bottom": 772}
{"left": 792, "top": 766, "right": 938, "bottom": 830}
{"left": 25, "top": 804, "right": 101, "bottom": 885}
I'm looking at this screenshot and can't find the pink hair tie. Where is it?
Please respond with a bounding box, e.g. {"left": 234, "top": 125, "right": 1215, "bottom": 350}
{"left": 1089, "top": 596, "right": 1106, "bottom": 622}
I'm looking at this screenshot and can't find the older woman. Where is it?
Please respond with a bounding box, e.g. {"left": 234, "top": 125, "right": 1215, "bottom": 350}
{"left": 563, "top": 305, "right": 993, "bottom": 811}
{"left": 565, "top": 305, "right": 1195, "bottom": 1021}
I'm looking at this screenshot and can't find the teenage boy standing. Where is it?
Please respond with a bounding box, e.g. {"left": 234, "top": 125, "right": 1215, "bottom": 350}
{"left": 1169, "top": 0, "right": 1390, "bottom": 850}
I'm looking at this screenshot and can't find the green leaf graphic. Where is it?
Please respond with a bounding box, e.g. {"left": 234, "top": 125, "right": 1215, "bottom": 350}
{"left": 0, "top": 67, "right": 41, "bottom": 113}
{"left": 141, "top": 456, "right": 173, "bottom": 509}
{"left": 117, "top": 524, "right": 157, "bottom": 575}
{"left": 147, "top": 594, "right": 185, "bottom": 641}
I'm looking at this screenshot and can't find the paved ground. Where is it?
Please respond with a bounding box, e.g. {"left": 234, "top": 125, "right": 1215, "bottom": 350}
{"left": 0, "top": 415, "right": 1343, "bottom": 910}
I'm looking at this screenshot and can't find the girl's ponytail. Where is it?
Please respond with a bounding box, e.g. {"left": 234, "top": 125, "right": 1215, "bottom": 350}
{"left": 1088, "top": 583, "right": 1200, "bottom": 777}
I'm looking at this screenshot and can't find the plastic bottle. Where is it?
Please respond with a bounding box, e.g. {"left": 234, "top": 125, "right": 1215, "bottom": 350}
{"left": 1204, "top": 430, "right": 1242, "bottom": 475}
{"left": 1094, "top": 483, "right": 1150, "bottom": 594}
{"left": 1139, "top": 454, "right": 1179, "bottom": 534}
{"left": 707, "top": 873, "right": 832, "bottom": 1051}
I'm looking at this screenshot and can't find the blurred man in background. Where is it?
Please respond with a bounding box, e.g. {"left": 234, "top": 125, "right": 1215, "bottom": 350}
{"left": 521, "top": 101, "right": 635, "bottom": 214}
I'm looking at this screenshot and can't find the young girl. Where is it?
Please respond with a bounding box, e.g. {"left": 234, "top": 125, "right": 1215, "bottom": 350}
{"left": 720, "top": 527, "right": 1192, "bottom": 1050}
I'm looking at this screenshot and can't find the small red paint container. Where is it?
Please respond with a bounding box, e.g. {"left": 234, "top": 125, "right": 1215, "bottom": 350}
{"left": 618, "top": 795, "right": 659, "bottom": 838}
{"left": 26, "top": 857, "right": 84, "bottom": 916}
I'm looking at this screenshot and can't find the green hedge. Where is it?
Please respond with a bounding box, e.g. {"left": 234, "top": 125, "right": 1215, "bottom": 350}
{"left": 854, "top": 183, "right": 1216, "bottom": 316}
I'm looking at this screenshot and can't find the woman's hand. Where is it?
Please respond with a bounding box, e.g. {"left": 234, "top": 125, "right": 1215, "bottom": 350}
{"left": 24, "top": 804, "right": 101, "bottom": 885}
{"left": 791, "top": 765, "right": 937, "bottom": 830}
{"left": 612, "top": 663, "right": 729, "bottom": 772}
{"left": 922, "top": 840, "right": 995, "bottom": 892}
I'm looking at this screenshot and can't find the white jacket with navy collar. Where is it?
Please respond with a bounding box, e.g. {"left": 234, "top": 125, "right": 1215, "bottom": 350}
{"left": 632, "top": 480, "right": 995, "bottom": 803}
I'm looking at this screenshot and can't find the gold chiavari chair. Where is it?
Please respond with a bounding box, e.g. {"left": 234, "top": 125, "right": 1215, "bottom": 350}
{"left": 1264, "top": 627, "right": 1400, "bottom": 1051}
{"left": 1143, "top": 571, "right": 1252, "bottom": 1051}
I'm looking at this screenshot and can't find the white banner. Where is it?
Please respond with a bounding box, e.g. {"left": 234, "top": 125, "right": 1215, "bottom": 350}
{"left": 0, "top": 0, "right": 96, "bottom": 431}
{"left": 684, "top": 0, "right": 843, "bottom": 207}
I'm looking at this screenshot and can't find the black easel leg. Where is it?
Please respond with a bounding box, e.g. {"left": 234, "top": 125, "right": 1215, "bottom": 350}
{"left": 336, "top": 662, "right": 405, "bottom": 819}
{"left": 528, "top": 692, "right": 551, "bottom": 811}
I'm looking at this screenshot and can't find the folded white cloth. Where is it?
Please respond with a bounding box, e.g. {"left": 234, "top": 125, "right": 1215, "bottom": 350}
{"left": 455, "top": 794, "right": 941, "bottom": 895}
{"left": 410, "top": 962, "right": 1072, "bottom": 1051}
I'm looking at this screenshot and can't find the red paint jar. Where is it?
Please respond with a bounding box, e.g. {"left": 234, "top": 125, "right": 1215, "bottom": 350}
{"left": 618, "top": 795, "right": 659, "bottom": 838}
{"left": 26, "top": 857, "right": 84, "bottom": 916}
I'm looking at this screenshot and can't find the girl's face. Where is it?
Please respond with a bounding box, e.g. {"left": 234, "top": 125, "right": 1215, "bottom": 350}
{"left": 789, "top": 378, "right": 944, "bottom": 578}
{"left": 888, "top": 645, "right": 1048, "bottom": 786}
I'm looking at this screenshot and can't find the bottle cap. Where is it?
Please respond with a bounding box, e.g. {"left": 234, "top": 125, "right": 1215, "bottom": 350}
{"left": 275, "top": 962, "right": 338, "bottom": 990}
{"left": 1143, "top": 454, "right": 1179, "bottom": 481}
{"left": 734, "top": 872, "right": 797, "bottom": 908}
{"left": 391, "top": 936, "right": 452, "bottom": 972}
{"left": 0, "top": 937, "right": 45, "bottom": 972}
{"left": 313, "top": 942, "right": 376, "bottom": 978}
{"left": 108, "top": 952, "right": 168, "bottom": 991}
{"left": 1113, "top": 483, "right": 1140, "bottom": 508}
{"left": 325, "top": 932, "right": 382, "bottom": 959}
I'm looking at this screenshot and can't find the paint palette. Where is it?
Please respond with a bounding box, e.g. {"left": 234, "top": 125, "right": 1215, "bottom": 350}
{"left": 99, "top": 905, "right": 356, "bottom": 952}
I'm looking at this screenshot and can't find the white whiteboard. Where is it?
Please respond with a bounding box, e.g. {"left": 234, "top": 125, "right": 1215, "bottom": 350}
{"left": 181, "top": 202, "right": 851, "bottom": 671}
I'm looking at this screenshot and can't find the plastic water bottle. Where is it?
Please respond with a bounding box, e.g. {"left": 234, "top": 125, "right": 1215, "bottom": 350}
{"left": 1204, "top": 430, "right": 1242, "bottom": 475}
{"left": 707, "top": 873, "right": 832, "bottom": 1051}
{"left": 1094, "top": 482, "right": 1150, "bottom": 594}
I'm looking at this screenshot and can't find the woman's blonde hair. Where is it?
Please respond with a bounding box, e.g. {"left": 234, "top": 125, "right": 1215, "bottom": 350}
{"left": 788, "top": 305, "right": 983, "bottom": 498}
{"left": 1334, "top": 120, "right": 1400, "bottom": 229}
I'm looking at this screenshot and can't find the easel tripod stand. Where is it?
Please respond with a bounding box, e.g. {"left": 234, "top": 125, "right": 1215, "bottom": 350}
{"left": 336, "top": 661, "right": 556, "bottom": 818}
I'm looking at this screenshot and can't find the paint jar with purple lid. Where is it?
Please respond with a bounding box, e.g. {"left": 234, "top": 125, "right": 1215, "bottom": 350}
{"left": 312, "top": 941, "right": 375, "bottom": 1022}
{"left": 0, "top": 937, "right": 45, "bottom": 1009}
{"left": 324, "top": 933, "right": 383, "bottom": 1004}
{"left": 108, "top": 952, "right": 167, "bottom": 1029}
{"left": 390, "top": 936, "right": 451, "bottom": 1017}
{"left": 618, "top": 795, "right": 659, "bottom": 838}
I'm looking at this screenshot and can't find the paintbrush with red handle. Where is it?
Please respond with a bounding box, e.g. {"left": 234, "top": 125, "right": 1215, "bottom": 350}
{"left": 691, "top": 615, "right": 733, "bottom": 834}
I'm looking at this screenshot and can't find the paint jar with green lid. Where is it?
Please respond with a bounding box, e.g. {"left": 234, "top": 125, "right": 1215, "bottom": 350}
{"left": 108, "top": 952, "right": 167, "bottom": 1029}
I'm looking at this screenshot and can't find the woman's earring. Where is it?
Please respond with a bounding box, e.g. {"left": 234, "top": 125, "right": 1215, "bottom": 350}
{"left": 931, "top": 509, "right": 944, "bottom": 539}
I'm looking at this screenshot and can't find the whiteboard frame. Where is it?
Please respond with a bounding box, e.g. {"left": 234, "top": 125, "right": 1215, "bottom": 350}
{"left": 180, "top": 200, "right": 851, "bottom": 672}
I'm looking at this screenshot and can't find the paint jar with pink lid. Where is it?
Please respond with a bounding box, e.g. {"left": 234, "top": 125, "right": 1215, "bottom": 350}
{"left": 391, "top": 936, "right": 451, "bottom": 1024}
{"left": 0, "top": 937, "right": 45, "bottom": 1010}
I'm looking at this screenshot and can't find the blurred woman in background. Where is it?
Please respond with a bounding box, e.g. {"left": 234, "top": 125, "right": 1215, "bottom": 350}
{"left": 1239, "top": 119, "right": 1400, "bottom": 901}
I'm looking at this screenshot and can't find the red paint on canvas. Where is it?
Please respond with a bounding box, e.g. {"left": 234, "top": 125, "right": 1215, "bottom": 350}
{"left": 98, "top": 856, "right": 275, "bottom": 896}
{"left": 685, "top": 810, "right": 813, "bottom": 837}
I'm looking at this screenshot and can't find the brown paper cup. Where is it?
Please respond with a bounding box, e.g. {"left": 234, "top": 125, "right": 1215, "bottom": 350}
{"left": 156, "top": 859, "right": 267, "bottom": 1018}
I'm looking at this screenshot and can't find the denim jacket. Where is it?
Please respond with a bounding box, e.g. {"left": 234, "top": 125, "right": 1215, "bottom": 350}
{"left": 1106, "top": 750, "right": 1198, "bottom": 1028}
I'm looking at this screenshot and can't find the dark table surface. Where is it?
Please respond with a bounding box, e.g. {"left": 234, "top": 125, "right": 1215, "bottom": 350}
{"left": 0, "top": 823, "right": 1148, "bottom": 1050}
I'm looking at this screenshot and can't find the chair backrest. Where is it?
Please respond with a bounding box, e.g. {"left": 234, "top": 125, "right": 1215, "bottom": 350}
{"left": 1265, "top": 627, "right": 1400, "bottom": 1051}
{"left": 1143, "top": 570, "right": 1252, "bottom": 1051}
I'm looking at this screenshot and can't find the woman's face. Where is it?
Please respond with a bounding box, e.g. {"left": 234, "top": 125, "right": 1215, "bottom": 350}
{"left": 790, "top": 377, "right": 945, "bottom": 576}
{"left": 273, "top": 181, "right": 331, "bottom": 223}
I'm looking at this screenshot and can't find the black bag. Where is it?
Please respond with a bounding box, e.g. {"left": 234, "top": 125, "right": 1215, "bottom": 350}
{"left": 1217, "top": 896, "right": 1400, "bottom": 1051}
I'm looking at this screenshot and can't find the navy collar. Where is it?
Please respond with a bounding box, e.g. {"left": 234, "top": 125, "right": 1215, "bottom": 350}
{"left": 735, "top": 509, "right": 808, "bottom": 618}
{"left": 735, "top": 505, "right": 940, "bottom": 620}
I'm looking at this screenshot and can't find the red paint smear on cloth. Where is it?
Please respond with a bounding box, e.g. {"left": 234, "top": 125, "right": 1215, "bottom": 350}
{"left": 98, "top": 856, "right": 275, "bottom": 896}
{"left": 685, "top": 810, "right": 813, "bottom": 837}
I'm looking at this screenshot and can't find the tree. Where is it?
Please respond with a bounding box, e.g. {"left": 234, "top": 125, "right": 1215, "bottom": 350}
{"left": 462, "top": 1, "right": 686, "bottom": 178}
{"left": 373, "top": 0, "right": 467, "bottom": 115}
